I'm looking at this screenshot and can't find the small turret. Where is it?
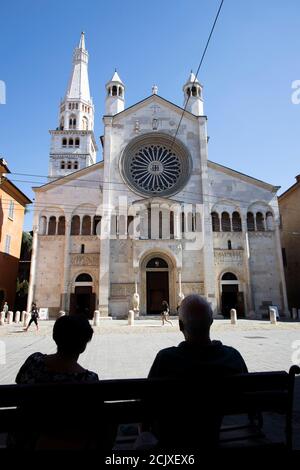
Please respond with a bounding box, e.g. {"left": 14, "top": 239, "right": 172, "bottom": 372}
{"left": 105, "top": 70, "right": 125, "bottom": 115}
{"left": 183, "top": 71, "right": 204, "bottom": 116}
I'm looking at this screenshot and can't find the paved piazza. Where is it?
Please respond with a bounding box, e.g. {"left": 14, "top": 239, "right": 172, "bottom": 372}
{"left": 1, "top": 318, "right": 300, "bottom": 383}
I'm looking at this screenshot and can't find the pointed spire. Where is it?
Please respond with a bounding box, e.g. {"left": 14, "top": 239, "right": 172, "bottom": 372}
{"left": 186, "top": 70, "right": 200, "bottom": 85}
{"left": 78, "top": 31, "right": 86, "bottom": 50}
{"left": 109, "top": 69, "right": 124, "bottom": 84}
{"left": 65, "top": 32, "right": 91, "bottom": 101}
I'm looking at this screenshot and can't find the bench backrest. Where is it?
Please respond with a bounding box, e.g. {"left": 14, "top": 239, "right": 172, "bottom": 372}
{"left": 0, "top": 366, "right": 299, "bottom": 448}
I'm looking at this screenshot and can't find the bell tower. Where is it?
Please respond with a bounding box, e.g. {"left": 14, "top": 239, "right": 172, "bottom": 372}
{"left": 48, "top": 32, "right": 97, "bottom": 179}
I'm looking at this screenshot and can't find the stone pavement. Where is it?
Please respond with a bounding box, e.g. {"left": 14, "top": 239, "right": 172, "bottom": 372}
{"left": 0, "top": 318, "right": 300, "bottom": 448}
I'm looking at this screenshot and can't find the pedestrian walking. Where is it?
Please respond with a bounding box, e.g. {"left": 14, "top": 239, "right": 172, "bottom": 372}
{"left": 25, "top": 302, "right": 39, "bottom": 332}
{"left": 161, "top": 300, "right": 173, "bottom": 326}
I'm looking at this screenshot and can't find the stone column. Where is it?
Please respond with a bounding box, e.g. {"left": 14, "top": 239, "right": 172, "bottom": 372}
{"left": 178, "top": 270, "right": 182, "bottom": 297}
{"left": 27, "top": 225, "right": 39, "bottom": 313}
{"left": 198, "top": 117, "right": 217, "bottom": 313}
{"left": 274, "top": 224, "right": 289, "bottom": 315}
{"left": 151, "top": 203, "right": 159, "bottom": 239}
{"left": 173, "top": 204, "right": 181, "bottom": 240}
{"left": 161, "top": 205, "right": 170, "bottom": 240}
{"left": 241, "top": 215, "right": 255, "bottom": 316}
{"left": 61, "top": 217, "right": 72, "bottom": 312}
{"left": 98, "top": 116, "right": 113, "bottom": 317}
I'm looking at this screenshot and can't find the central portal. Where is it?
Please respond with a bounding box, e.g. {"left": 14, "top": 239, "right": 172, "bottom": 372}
{"left": 146, "top": 257, "right": 169, "bottom": 315}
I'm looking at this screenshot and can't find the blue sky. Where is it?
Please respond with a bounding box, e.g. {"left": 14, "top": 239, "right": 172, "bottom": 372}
{"left": 0, "top": 0, "right": 300, "bottom": 230}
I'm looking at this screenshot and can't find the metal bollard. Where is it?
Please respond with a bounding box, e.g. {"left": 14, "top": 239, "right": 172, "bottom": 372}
{"left": 292, "top": 308, "right": 297, "bottom": 320}
{"left": 0, "top": 311, "right": 5, "bottom": 326}
{"left": 269, "top": 307, "right": 277, "bottom": 325}
{"left": 230, "top": 308, "right": 237, "bottom": 325}
{"left": 128, "top": 310, "right": 135, "bottom": 326}
{"left": 14, "top": 311, "right": 20, "bottom": 323}
{"left": 21, "top": 311, "right": 26, "bottom": 323}
{"left": 93, "top": 310, "right": 100, "bottom": 327}
{"left": 7, "top": 311, "right": 13, "bottom": 325}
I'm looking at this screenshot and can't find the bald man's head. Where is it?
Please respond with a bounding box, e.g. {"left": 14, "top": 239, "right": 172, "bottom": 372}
{"left": 179, "top": 294, "right": 213, "bottom": 341}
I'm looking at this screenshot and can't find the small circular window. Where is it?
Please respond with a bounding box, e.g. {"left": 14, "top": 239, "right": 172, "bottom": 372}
{"left": 120, "top": 133, "right": 192, "bottom": 197}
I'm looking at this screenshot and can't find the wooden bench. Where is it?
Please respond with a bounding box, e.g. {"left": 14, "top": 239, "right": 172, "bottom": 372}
{"left": 0, "top": 365, "right": 299, "bottom": 450}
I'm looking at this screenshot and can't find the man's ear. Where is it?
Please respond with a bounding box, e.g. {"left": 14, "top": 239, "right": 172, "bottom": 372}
{"left": 179, "top": 319, "right": 184, "bottom": 332}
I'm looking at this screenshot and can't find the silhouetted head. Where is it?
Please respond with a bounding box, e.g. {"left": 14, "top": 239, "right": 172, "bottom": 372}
{"left": 179, "top": 294, "right": 213, "bottom": 343}
{"left": 162, "top": 300, "right": 169, "bottom": 308}
{"left": 53, "top": 315, "right": 94, "bottom": 356}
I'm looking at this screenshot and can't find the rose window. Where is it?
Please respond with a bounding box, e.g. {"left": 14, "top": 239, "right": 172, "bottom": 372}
{"left": 121, "top": 133, "right": 192, "bottom": 197}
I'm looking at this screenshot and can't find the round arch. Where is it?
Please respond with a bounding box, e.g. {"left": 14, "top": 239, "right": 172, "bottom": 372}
{"left": 138, "top": 249, "right": 178, "bottom": 316}
{"left": 218, "top": 269, "right": 245, "bottom": 318}
{"left": 70, "top": 271, "right": 95, "bottom": 319}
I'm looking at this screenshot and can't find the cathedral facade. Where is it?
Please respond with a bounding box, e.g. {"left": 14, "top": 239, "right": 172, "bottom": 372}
{"left": 27, "top": 33, "right": 289, "bottom": 319}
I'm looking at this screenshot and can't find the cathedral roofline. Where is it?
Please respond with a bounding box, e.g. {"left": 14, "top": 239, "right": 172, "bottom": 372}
{"left": 104, "top": 94, "right": 207, "bottom": 121}
{"left": 208, "top": 160, "right": 280, "bottom": 193}
{"left": 33, "top": 161, "right": 104, "bottom": 192}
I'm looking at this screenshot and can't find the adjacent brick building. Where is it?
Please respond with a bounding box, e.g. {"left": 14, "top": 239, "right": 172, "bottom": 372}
{"left": 279, "top": 175, "right": 300, "bottom": 311}
{"left": 0, "top": 158, "right": 31, "bottom": 310}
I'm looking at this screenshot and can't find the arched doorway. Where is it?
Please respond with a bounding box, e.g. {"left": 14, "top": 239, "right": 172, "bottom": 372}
{"left": 220, "top": 272, "right": 245, "bottom": 318}
{"left": 146, "top": 257, "right": 169, "bottom": 315}
{"left": 70, "top": 273, "right": 95, "bottom": 319}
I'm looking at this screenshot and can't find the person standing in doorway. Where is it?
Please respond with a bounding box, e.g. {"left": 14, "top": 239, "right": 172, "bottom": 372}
{"left": 25, "top": 302, "right": 39, "bottom": 332}
{"left": 161, "top": 300, "right": 173, "bottom": 326}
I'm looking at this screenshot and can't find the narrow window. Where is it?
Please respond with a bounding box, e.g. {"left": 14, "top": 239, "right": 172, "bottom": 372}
{"left": 74, "top": 161, "right": 78, "bottom": 170}
{"left": 82, "top": 216, "right": 91, "bottom": 236}
{"left": 148, "top": 207, "right": 151, "bottom": 239}
{"left": 48, "top": 216, "right": 56, "bottom": 235}
{"left": 57, "top": 216, "right": 65, "bottom": 235}
{"left": 71, "top": 215, "right": 80, "bottom": 235}
{"left": 81, "top": 244, "right": 85, "bottom": 254}
{"left": 5, "top": 235, "right": 11, "bottom": 254}
{"left": 228, "top": 240, "right": 232, "bottom": 250}
{"left": 247, "top": 212, "right": 255, "bottom": 231}
{"left": 181, "top": 212, "right": 185, "bottom": 233}
{"left": 256, "top": 212, "right": 265, "bottom": 231}
{"left": 75, "top": 138, "right": 80, "bottom": 147}
{"left": 61, "top": 161, "right": 65, "bottom": 169}
{"left": 170, "top": 211, "right": 174, "bottom": 239}
{"left": 232, "top": 212, "right": 242, "bottom": 231}
{"left": 211, "top": 212, "right": 220, "bottom": 232}
{"left": 8, "top": 200, "right": 14, "bottom": 219}
{"left": 67, "top": 161, "right": 72, "bottom": 169}
{"left": 221, "top": 212, "right": 231, "bottom": 232}
{"left": 159, "top": 211, "right": 162, "bottom": 239}
{"left": 62, "top": 138, "right": 67, "bottom": 147}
